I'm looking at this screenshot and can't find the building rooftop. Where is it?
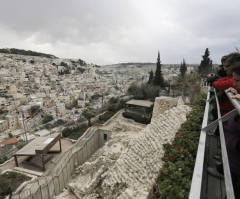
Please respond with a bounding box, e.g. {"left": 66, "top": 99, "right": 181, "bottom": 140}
{"left": 126, "top": 99, "right": 154, "bottom": 108}
{"left": 0, "top": 137, "right": 18, "bottom": 146}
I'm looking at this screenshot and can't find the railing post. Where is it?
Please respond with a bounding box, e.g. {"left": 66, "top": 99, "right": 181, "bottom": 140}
{"left": 214, "top": 89, "right": 235, "bottom": 199}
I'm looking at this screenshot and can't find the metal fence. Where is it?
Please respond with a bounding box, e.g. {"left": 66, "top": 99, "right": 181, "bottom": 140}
{"left": 189, "top": 87, "right": 240, "bottom": 199}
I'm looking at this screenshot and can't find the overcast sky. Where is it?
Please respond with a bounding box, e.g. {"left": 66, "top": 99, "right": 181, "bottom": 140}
{"left": 0, "top": 0, "right": 239, "bottom": 65}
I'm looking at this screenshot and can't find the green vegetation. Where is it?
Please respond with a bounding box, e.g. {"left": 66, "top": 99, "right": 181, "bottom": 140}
{"left": 63, "top": 97, "right": 125, "bottom": 139}
{"left": 153, "top": 52, "right": 165, "bottom": 87}
{"left": 42, "top": 115, "right": 53, "bottom": 124}
{"left": 97, "top": 97, "right": 125, "bottom": 124}
{"left": 8, "top": 133, "right": 13, "bottom": 138}
{"left": 97, "top": 111, "right": 115, "bottom": 124}
{"left": 148, "top": 70, "right": 154, "bottom": 84}
{"left": 62, "top": 123, "right": 88, "bottom": 140}
{"left": 152, "top": 93, "right": 206, "bottom": 199}
{"left": 198, "top": 48, "right": 213, "bottom": 75}
{"left": 179, "top": 59, "right": 187, "bottom": 78}
{"left": 175, "top": 69, "right": 201, "bottom": 103}
{"left": 0, "top": 48, "right": 56, "bottom": 58}
{"left": 65, "top": 99, "right": 78, "bottom": 110}
{"left": 127, "top": 83, "right": 160, "bottom": 101}
{"left": 0, "top": 171, "right": 31, "bottom": 195}
{"left": 82, "top": 107, "right": 96, "bottom": 127}
{"left": 122, "top": 111, "right": 151, "bottom": 124}
{"left": 29, "top": 105, "right": 40, "bottom": 116}
{"left": 0, "top": 156, "right": 8, "bottom": 164}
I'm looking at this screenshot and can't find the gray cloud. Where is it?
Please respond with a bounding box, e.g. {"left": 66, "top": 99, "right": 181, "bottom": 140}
{"left": 0, "top": 0, "right": 239, "bottom": 64}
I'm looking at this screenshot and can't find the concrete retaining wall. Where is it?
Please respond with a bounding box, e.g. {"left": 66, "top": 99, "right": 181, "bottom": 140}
{"left": 11, "top": 127, "right": 110, "bottom": 199}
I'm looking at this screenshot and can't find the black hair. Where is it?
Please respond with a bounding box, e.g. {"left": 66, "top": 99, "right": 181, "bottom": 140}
{"left": 221, "top": 55, "right": 228, "bottom": 63}
{"left": 232, "top": 62, "right": 240, "bottom": 75}
{"left": 226, "top": 52, "right": 240, "bottom": 65}
{"left": 217, "top": 65, "right": 227, "bottom": 77}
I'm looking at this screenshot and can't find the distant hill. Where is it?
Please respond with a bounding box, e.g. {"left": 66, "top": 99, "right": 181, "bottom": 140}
{"left": 0, "top": 48, "right": 57, "bottom": 59}
{"left": 103, "top": 63, "right": 200, "bottom": 69}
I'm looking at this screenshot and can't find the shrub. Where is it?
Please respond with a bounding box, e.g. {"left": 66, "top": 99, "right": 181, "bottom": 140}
{"left": 62, "top": 123, "right": 88, "bottom": 140}
{"left": 0, "top": 156, "right": 8, "bottom": 164}
{"left": 122, "top": 111, "right": 151, "bottom": 124}
{"left": 60, "top": 62, "right": 68, "bottom": 67}
{"left": 127, "top": 83, "right": 160, "bottom": 101}
{"left": 29, "top": 105, "right": 40, "bottom": 116}
{"left": 42, "top": 115, "right": 53, "bottom": 124}
{"left": 82, "top": 108, "right": 96, "bottom": 127}
{"left": 152, "top": 93, "right": 206, "bottom": 199}
{"left": 65, "top": 99, "right": 78, "bottom": 110}
{"left": 0, "top": 171, "right": 31, "bottom": 194}
{"left": 0, "top": 176, "right": 11, "bottom": 194}
{"left": 8, "top": 133, "right": 13, "bottom": 138}
{"left": 55, "top": 119, "right": 65, "bottom": 126}
{"left": 98, "top": 111, "right": 115, "bottom": 124}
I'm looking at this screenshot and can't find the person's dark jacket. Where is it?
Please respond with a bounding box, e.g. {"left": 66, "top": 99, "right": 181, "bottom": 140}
{"left": 224, "top": 115, "right": 240, "bottom": 176}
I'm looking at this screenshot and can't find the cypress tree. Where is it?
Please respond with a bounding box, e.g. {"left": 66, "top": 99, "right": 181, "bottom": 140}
{"left": 180, "top": 58, "right": 187, "bottom": 78}
{"left": 148, "top": 70, "right": 154, "bottom": 84}
{"left": 198, "top": 48, "right": 213, "bottom": 75}
{"left": 153, "top": 51, "right": 164, "bottom": 87}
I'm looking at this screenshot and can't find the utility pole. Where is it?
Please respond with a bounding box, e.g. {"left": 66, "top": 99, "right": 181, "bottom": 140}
{"left": 101, "top": 95, "right": 104, "bottom": 108}
{"left": 21, "top": 111, "right": 28, "bottom": 142}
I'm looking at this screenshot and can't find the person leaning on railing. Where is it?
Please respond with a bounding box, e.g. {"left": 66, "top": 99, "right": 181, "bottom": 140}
{"left": 224, "top": 63, "right": 240, "bottom": 199}
{"left": 207, "top": 55, "right": 228, "bottom": 85}
{"left": 207, "top": 54, "right": 240, "bottom": 182}
{"left": 211, "top": 53, "right": 240, "bottom": 116}
{"left": 206, "top": 53, "right": 238, "bottom": 128}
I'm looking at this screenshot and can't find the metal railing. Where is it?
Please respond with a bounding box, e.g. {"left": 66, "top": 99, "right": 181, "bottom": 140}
{"left": 225, "top": 91, "right": 240, "bottom": 115}
{"left": 189, "top": 87, "right": 210, "bottom": 199}
{"left": 189, "top": 87, "right": 240, "bottom": 199}
{"left": 214, "top": 89, "right": 235, "bottom": 198}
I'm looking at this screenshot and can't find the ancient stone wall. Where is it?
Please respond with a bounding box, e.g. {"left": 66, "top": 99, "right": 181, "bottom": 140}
{"left": 64, "top": 97, "right": 191, "bottom": 199}
{"left": 151, "top": 96, "right": 178, "bottom": 119}
{"left": 99, "top": 104, "right": 191, "bottom": 199}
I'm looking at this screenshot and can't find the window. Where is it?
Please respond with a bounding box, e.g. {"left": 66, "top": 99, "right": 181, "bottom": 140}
{"left": 104, "top": 133, "right": 107, "bottom": 141}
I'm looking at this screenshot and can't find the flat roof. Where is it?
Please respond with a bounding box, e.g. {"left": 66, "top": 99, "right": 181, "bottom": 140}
{"left": 0, "top": 137, "right": 18, "bottom": 146}
{"left": 15, "top": 133, "right": 60, "bottom": 156}
{"left": 126, "top": 99, "right": 154, "bottom": 108}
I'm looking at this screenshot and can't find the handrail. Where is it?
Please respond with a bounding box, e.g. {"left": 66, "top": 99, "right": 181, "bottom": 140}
{"left": 214, "top": 89, "right": 235, "bottom": 199}
{"left": 189, "top": 87, "right": 210, "bottom": 199}
{"left": 225, "top": 90, "right": 240, "bottom": 115}
{"left": 189, "top": 87, "right": 239, "bottom": 199}
{"left": 202, "top": 109, "right": 238, "bottom": 132}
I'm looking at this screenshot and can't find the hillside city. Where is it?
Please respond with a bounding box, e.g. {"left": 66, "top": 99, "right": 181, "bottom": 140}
{"left": 0, "top": 50, "right": 197, "bottom": 143}
{"left": 1, "top": 1, "right": 240, "bottom": 198}
{"left": 0, "top": 48, "right": 231, "bottom": 199}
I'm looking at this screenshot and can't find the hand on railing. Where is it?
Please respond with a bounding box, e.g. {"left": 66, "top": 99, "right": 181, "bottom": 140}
{"left": 232, "top": 94, "right": 240, "bottom": 100}
{"left": 226, "top": 87, "right": 238, "bottom": 95}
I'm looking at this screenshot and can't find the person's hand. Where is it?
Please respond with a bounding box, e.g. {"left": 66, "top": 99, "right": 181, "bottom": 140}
{"left": 226, "top": 87, "right": 238, "bottom": 95}
{"left": 207, "top": 73, "right": 215, "bottom": 77}
{"left": 232, "top": 94, "right": 240, "bottom": 101}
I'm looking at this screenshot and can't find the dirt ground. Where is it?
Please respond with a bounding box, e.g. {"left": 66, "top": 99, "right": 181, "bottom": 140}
{"left": 0, "top": 138, "right": 73, "bottom": 175}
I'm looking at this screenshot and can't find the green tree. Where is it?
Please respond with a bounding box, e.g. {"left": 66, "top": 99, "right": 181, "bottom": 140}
{"left": 153, "top": 51, "right": 164, "bottom": 87}
{"left": 180, "top": 58, "right": 187, "bottom": 78}
{"left": 82, "top": 107, "right": 96, "bottom": 127}
{"left": 127, "top": 83, "right": 159, "bottom": 101}
{"left": 148, "top": 70, "right": 154, "bottom": 84}
{"left": 29, "top": 105, "right": 40, "bottom": 116}
{"left": 198, "top": 48, "right": 213, "bottom": 75}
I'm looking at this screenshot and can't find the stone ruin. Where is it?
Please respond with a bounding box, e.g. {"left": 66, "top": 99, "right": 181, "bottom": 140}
{"left": 56, "top": 97, "right": 191, "bottom": 199}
